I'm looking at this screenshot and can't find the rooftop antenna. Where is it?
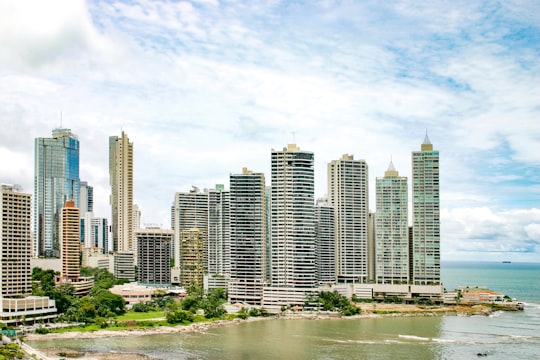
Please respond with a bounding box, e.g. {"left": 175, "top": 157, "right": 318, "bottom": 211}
{"left": 291, "top": 131, "right": 296, "bottom": 143}
{"left": 60, "top": 110, "right": 63, "bottom": 128}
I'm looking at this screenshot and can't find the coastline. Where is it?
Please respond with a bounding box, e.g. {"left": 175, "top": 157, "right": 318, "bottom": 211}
{"left": 22, "top": 304, "right": 500, "bottom": 359}
{"left": 24, "top": 303, "right": 495, "bottom": 343}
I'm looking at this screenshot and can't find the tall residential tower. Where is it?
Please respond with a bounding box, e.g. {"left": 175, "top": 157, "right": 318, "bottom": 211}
{"left": 109, "top": 131, "right": 134, "bottom": 253}
{"left": 328, "top": 154, "right": 369, "bottom": 283}
{"left": 375, "top": 161, "right": 409, "bottom": 284}
{"left": 412, "top": 134, "right": 440, "bottom": 285}
{"left": 229, "top": 168, "right": 266, "bottom": 305}
{"left": 263, "top": 144, "right": 316, "bottom": 308}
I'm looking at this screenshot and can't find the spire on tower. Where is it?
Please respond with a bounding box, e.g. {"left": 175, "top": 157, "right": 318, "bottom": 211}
{"left": 423, "top": 130, "right": 431, "bottom": 145}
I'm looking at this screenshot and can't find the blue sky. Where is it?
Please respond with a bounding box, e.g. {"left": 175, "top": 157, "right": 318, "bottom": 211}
{"left": 1, "top": 0, "right": 539, "bottom": 262}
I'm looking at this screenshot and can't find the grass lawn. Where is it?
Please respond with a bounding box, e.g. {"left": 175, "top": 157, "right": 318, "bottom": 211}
{"left": 117, "top": 310, "right": 165, "bottom": 321}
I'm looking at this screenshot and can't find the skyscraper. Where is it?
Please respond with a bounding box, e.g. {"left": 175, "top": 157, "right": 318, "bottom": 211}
{"left": 60, "top": 201, "right": 81, "bottom": 280}
{"left": 328, "top": 154, "right": 369, "bottom": 283}
{"left": 34, "top": 128, "right": 80, "bottom": 258}
{"left": 315, "top": 198, "right": 335, "bottom": 284}
{"left": 412, "top": 134, "right": 440, "bottom": 285}
{"left": 1, "top": 184, "right": 32, "bottom": 297}
{"left": 229, "top": 168, "right": 266, "bottom": 305}
{"left": 109, "top": 131, "right": 134, "bottom": 253}
{"left": 375, "top": 160, "right": 409, "bottom": 284}
{"left": 207, "top": 186, "right": 231, "bottom": 279}
{"left": 79, "top": 181, "right": 93, "bottom": 215}
{"left": 172, "top": 188, "right": 208, "bottom": 270}
{"left": 269, "top": 144, "right": 316, "bottom": 289}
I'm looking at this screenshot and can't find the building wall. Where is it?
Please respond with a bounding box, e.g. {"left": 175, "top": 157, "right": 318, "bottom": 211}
{"left": 328, "top": 154, "right": 369, "bottom": 283}
{"left": 34, "top": 128, "right": 80, "bottom": 258}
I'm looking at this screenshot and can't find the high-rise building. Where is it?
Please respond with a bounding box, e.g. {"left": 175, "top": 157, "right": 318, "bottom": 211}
{"left": 109, "top": 131, "right": 134, "bottom": 253}
{"left": 328, "top": 154, "right": 369, "bottom": 283}
{"left": 375, "top": 161, "right": 409, "bottom": 284}
{"left": 60, "top": 201, "right": 81, "bottom": 280}
{"left": 82, "top": 213, "right": 108, "bottom": 252}
{"left": 136, "top": 227, "right": 173, "bottom": 285}
{"left": 315, "top": 198, "right": 335, "bottom": 285}
{"left": 228, "top": 168, "right": 266, "bottom": 305}
{"left": 412, "top": 134, "right": 440, "bottom": 285}
{"left": 269, "top": 144, "right": 316, "bottom": 289}
{"left": 34, "top": 128, "right": 80, "bottom": 258}
{"left": 171, "top": 188, "right": 208, "bottom": 271}
{"left": 113, "top": 252, "right": 135, "bottom": 282}
{"left": 180, "top": 228, "right": 204, "bottom": 288}
{"left": 207, "top": 186, "right": 230, "bottom": 279}
{"left": 1, "top": 184, "right": 32, "bottom": 297}
{"left": 1, "top": 184, "right": 58, "bottom": 324}
{"left": 79, "top": 181, "right": 93, "bottom": 214}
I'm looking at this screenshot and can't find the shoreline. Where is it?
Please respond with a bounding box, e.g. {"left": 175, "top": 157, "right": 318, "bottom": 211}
{"left": 21, "top": 304, "right": 502, "bottom": 360}
{"left": 24, "top": 303, "right": 495, "bottom": 342}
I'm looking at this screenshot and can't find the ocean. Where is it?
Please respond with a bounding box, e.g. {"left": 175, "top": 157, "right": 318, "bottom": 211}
{"left": 29, "top": 261, "right": 540, "bottom": 359}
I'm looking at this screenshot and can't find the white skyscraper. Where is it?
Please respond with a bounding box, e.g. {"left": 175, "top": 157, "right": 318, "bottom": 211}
{"left": 270, "top": 144, "right": 316, "bottom": 288}
{"left": 412, "top": 134, "right": 440, "bottom": 285}
{"left": 375, "top": 160, "right": 409, "bottom": 284}
{"left": 328, "top": 154, "right": 369, "bottom": 283}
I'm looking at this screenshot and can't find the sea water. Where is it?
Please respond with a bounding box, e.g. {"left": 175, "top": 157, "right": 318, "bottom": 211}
{"left": 29, "top": 261, "right": 540, "bottom": 359}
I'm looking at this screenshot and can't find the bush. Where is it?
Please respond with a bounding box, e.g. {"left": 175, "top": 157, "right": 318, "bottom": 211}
{"left": 166, "top": 310, "right": 194, "bottom": 324}
{"left": 132, "top": 302, "right": 150, "bottom": 313}
{"left": 35, "top": 327, "right": 50, "bottom": 334}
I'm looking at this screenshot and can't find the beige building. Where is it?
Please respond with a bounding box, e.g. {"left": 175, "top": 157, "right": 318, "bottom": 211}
{"left": 1, "top": 184, "right": 32, "bottom": 297}
{"left": 109, "top": 131, "right": 134, "bottom": 254}
{"left": 180, "top": 228, "right": 204, "bottom": 288}
{"left": 60, "top": 201, "right": 81, "bottom": 279}
{"left": 1, "top": 184, "right": 57, "bottom": 324}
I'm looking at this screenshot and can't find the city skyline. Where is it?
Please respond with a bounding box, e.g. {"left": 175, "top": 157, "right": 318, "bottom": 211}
{"left": 0, "top": 1, "right": 539, "bottom": 262}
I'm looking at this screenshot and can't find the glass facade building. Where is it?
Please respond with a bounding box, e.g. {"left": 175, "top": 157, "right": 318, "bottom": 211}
{"left": 34, "top": 128, "right": 80, "bottom": 258}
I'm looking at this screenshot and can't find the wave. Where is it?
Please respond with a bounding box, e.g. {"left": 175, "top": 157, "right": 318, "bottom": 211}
{"left": 398, "top": 334, "right": 430, "bottom": 341}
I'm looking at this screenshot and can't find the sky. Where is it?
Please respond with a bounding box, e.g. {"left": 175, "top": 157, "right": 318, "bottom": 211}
{"left": 1, "top": 0, "right": 539, "bottom": 262}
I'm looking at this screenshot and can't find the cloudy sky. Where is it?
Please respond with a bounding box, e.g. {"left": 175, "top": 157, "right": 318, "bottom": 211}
{"left": 1, "top": 0, "right": 539, "bottom": 262}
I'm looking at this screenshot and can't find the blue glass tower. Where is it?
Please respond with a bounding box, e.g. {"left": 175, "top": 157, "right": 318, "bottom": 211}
{"left": 34, "top": 128, "right": 80, "bottom": 258}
